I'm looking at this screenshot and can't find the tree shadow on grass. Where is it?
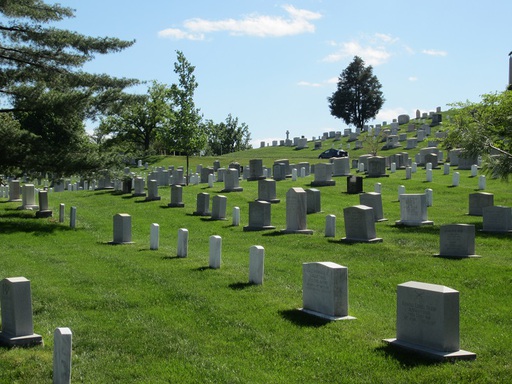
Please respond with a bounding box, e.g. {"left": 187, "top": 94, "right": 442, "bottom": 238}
{"left": 374, "top": 344, "right": 443, "bottom": 367}
{"left": 279, "top": 309, "right": 331, "bottom": 328}
{"left": 0, "top": 210, "right": 72, "bottom": 235}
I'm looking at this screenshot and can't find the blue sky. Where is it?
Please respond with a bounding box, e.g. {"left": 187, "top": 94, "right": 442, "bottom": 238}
{"left": 55, "top": 0, "right": 511, "bottom": 145}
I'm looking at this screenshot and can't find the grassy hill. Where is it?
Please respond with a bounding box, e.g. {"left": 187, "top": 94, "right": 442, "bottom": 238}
{"left": 1, "top": 118, "right": 511, "bottom": 382}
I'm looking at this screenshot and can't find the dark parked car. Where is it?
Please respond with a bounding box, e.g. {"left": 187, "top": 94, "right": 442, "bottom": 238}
{"left": 318, "top": 148, "right": 348, "bottom": 159}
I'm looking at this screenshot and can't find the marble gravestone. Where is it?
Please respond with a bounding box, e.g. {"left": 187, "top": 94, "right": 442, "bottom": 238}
{"left": 256, "top": 179, "right": 280, "bottom": 203}
{"left": 209, "top": 235, "right": 222, "bottom": 269}
{"left": 332, "top": 157, "right": 351, "bottom": 177}
{"left": 36, "top": 190, "right": 53, "bottom": 218}
{"left": 481, "top": 205, "right": 512, "bottom": 233}
{"left": 359, "top": 192, "right": 387, "bottom": 222}
{"left": 434, "top": 224, "right": 480, "bottom": 258}
{"left": 168, "top": 185, "right": 185, "bottom": 207}
{"left": 248, "top": 159, "right": 266, "bottom": 181}
{"left": 249, "top": 245, "right": 265, "bottom": 285}
{"left": 341, "top": 205, "right": 382, "bottom": 243}
{"left": 243, "top": 201, "right": 275, "bottom": 232}
{"left": 20, "top": 184, "right": 39, "bottom": 210}
{"left": 395, "top": 194, "right": 433, "bottom": 226}
{"left": 211, "top": 195, "right": 227, "bottom": 220}
{"left": 145, "top": 180, "right": 161, "bottom": 201}
{"left": 366, "top": 156, "right": 388, "bottom": 178}
{"left": 306, "top": 188, "right": 321, "bottom": 214}
{"left": 177, "top": 228, "right": 189, "bottom": 258}
{"left": 281, "top": 187, "right": 313, "bottom": 234}
{"left": 0, "top": 277, "right": 43, "bottom": 347}
{"left": 53, "top": 327, "right": 72, "bottom": 384}
{"left": 222, "top": 168, "right": 243, "bottom": 192}
{"left": 193, "top": 193, "right": 211, "bottom": 216}
{"left": 468, "top": 192, "right": 494, "bottom": 216}
{"left": 111, "top": 213, "right": 133, "bottom": 244}
{"left": 384, "top": 281, "right": 476, "bottom": 361}
{"left": 311, "top": 163, "right": 335, "bottom": 187}
{"left": 300, "top": 262, "right": 355, "bottom": 321}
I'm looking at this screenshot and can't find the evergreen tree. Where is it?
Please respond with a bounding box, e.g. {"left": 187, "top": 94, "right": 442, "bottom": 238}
{"left": 0, "top": 0, "right": 137, "bottom": 177}
{"left": 328, "top": 56, "right": 384, "bottom": 130}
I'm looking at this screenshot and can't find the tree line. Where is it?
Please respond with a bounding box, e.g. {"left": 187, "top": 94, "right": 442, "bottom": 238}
{"left": 1, "top": 0, "right": 510, "bottom": 181}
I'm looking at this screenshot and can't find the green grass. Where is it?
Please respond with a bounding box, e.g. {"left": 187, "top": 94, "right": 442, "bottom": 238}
{"left": 1, "top": 131, "right": 512, "bottom": 383}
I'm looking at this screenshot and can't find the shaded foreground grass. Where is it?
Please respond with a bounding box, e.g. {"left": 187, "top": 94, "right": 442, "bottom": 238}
{"left": 0, "top": 155, "right": 511, "bottom": 382}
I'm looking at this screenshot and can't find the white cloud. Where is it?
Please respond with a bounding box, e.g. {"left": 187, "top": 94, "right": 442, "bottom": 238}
{"left": 408, "top": 76, "right": 418, "bottom": 82}
{"left": 323, "top": 33, "right": 398, "bottom": 66}
{"left": 375, "top": 107, "right": 408, "bottom": 123}
{"left": 323, "top": 40, "right": 391, "bottom": 66}
{"left": 159, "top": 5, "right": 322, "bottom": 40}
{"left": 297, "top": 81, "right": 322, "bottom": 87}
{"left": 422, "top": 49, "right": 448, "bottom": 57}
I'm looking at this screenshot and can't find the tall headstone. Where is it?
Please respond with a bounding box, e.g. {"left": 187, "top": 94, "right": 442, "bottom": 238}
{"left": 243, "top": 201, "right": 275, "bottom": 231}
{"left": 341, "top": 205, "right": 382, "bottom": 243}
{"left": 248, "top": 159, "right": 265, "bottom": 181}
{"left": 301, "top": 262, "right": 355, "bottom": 320}
{"left": 282, "top": 188, "right": 313, "bottom": 234}
{"left": 325, "top": 214, "right": 336, "bottom": 237}
{"left": 132, "top": 177, "right": 145, "bottom": 197}
{"left": 306, "top": 188, "right": 321, "bottom": 214}
{"left": 150, "top": 223, "right": 159, "bottom": 250}
{"left": 434, "top": 224, "right": 479, "bottom": 258}
{"left": 209, "top": 235, "right": 222, "bottom": 269}
{"left": 59, "top": 203, "right": 65, "bottom": 223}
{"left": 53, "top": 327, "right": 72, "bottom": 384}
{"left": 0, "top": 277, "right": 43, "bottom": 347}
{"left": 232, "top": 206, "right": 240, "bottom": 226}
{"left": 36, "top": 190, "right": 52, "bottom": 218}
{"left": 69, "top": 206, "right": 77, "bottom": 229}
{"left": 367, "top": 156, "right": 388, "bottom": 178}
{"left": 384, "top": 281, "right": 476, "bottom": 361}
{"left": 177, "top": 228, "right": 188, "bottom": 258}
{"left": 20, "top": 184, "right": 38, "bottom": 210}
{"left": 211, "top": 195, "right": 227, "bottom": 220}
{"left": 193, "top": 193, "right": 211, "bottom": 216}
{"left": 111, "top": 213, "right": 133, "bottom": 244}
{"left": 359, "top": 192, "right": 386, "bottom": 221}
{"left": 168, "top": 185, "right": 185, "bottom": 208}
{"left": 8, "top": 180, "right": 22, "bottom": 202}
{"left": 145, "top": 180, "right": 161, "bottom": 201}
{"left": 332, "top": 157, "right": 351, "bottom": 177}
{"left": 249, "top": 245, "right": 265, "bottom": 285}
{"left": 395, "top": 194, "right": 433, "bottom": 226}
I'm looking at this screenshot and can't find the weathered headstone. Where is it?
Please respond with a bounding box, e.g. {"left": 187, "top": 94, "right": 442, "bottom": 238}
{"left": 211, "top": 195, "right": 227, "bottom": 220}
{"left": 248, "top": 159, "right": 265, "bottom": 181}
{"left": 168, "top": 185, "right": 185, "bottom": 208}
{"left": 8, "top": 180, "right": 22, "bottom": 202}
{"left": 36, "top": 190, "right": 52, "bottom": 218}
{"left": 243, "top": 201, "right": 275, "bottom": 231}
{"left": 468, "top": 192, "right": 494, "bottom": 216}
{"left": 222, "top": 168, "right": 243, "bottom": 192}
{"left": 359, "top": 192, "right": 386, "bottom": 222}
{"left": 193, "top": 193, "right": 211, "bottom": 216}
{"left": 257, "top": 179, "right": 280, "bottom": 203}
{"left": 367, "top": 156, "right": 388, "bottom": 178}
{"left": 20, "top": 184, "right": 38, "bottom": 210}
{"left": 132, "top": 177, "right": 145, "bottom": 197}
{"left": 0, "top": 277, "right": 43, "bottom": 347}
{"left": 332, "top": 157, "right": 351, "bottom": 177}
{"left": 311, "top": 163, "right": 335, "bottom": 186}
{"left": 145, "top": 180, "right": 161, "bottom": 201}
{"left": 111, "top": 213, "right": 133, "bottom": 244}
{"left": 325, "top": 214, "right": 336, "bottom": 237}
{"left": 53, "top": 327, "right": 72, "bottom": 384}
{"left": 384, "top": 281, "right": 476, "bottom": 361}
{"left": 300, "top": 262, "right": 355, "bottom": 320}
{"left": 69, "top": 206, "right": 77, "bottom": 229}
{"left": 282, "top": 188, "right": 313, "bottom": 234}
{"left": 481, "top": 205, "right": 512, "bottom": 233}
{"left": 395, "top": 194, "right": 433, "bottom": 226}
{"left": 341, "top": 205, "right": 382, "bottom": 243}
{"left": 434, "top": 224, "right": 480, "bottom": 258}
{"left": 306, "top": 188, "right": 321, "bottom": 214}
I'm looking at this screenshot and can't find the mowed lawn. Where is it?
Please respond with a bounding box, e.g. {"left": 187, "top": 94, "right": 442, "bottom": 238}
{"left": 1, "top": 142, "right": 511, "bottom": 383}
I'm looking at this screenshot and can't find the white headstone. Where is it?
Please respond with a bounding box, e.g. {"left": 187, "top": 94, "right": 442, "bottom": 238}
{"left": 435, "top": 224, "right": 479, "bottom": 258}
{"left": 150, "top": 223, "right": 159, "bottom": 250}
{"left": 452, "top": 172, "right": 460, "bottom": 187}
{"left": 112, "top": 213, "right": 132, "bottom": 244}
{"left": 282, "top": 188, "right": 313, "bottom": 234}
{"left": 395, "top": 194, "right": 433, "bottom": 226}
{"left": 70, "top": 206, "right": 77, "bottom": 229}
{"left": 209, "top": 235, "right": 222, "bottom": 269}
{"left": 0, "top": 277, "right": 43, "bottom": 347}
{"left": 177, "top": 228, "right": 189, "bottom": 258}
{"left": 249, "top": 245, "right": 265, "bottom": 285}
{"left": 301, "top": 262, "right": 355, "bottom": 320}
{"left": 342, "top": 205, "right": 382, "bottom": 243}
{"left": 53, "top": 327, "right": 72, "bottom": 384}
{"left": 232, "top": 206, "right": 240, "bottom": 226}
{"left": 384, "top": 281, "right": 476, "bottom": 361}
{"left": 325, "top": 214, "right": 336, "bottom": 237}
